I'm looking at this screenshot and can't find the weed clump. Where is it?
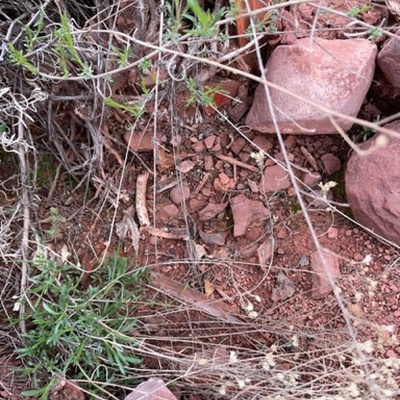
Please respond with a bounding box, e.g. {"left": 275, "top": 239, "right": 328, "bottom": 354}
{"left": 16, "top": 251, "right": 148, "bottom": 398}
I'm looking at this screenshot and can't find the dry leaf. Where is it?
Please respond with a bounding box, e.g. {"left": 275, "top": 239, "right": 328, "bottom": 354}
{"left": 204, "top": 280, "right": 215, "bottom": 297}
{"left": 136, "top": 172, "right": 150, "bottom": 227}
{"left": 194, "top": 242, "right": 207, "bottom": 260}
{"left": 248, "top": 179, "right": 259, "bottom": 193}
{"left": 257, "top": 236, "right": 276, "bottom": 271}
{"left": 115, "top": 206, "right": 140, "bottom": 254}
{"left": 199, "top": 230, "right": 226, "bottom": 246}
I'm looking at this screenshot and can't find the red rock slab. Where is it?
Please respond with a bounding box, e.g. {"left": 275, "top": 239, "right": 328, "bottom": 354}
{"left": 230, "top": 194, "right": 270, "bottom": 237}
{"left": 246, "top": 38, "right": 377, "bottom": 134}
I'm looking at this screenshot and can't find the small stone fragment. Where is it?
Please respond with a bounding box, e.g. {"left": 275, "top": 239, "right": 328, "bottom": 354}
{"left": 191, "top": 141, "right": 205, "bottom": 152}
{"left": 211, "top": 141, "right": 222, "bottom": 152}
{"left": 252, "top": 136, "right": 273, "bottom": 153}
{"left": 276, "top": 226, "right": 288, "bottom": 239}
{"left": 170, "top": 183, "right": 190, "bottom": 205}
{"left": 230, "top": 194, "right": 270, "bottom": 237}
{"left": 189, "top": 197, "right": 206, "bottom": 212}
{"left": 321, "top": 153, "right": 341, "bottom": 175}
{"left": 229, "top": 85, "right": 251, "bottom": 123}
{"left": 204, "top": 80, "right": 241, "bottom": 114}
{"left": 124, "top": 131, "right": 157, "bottom": 152}
{"left": 353, "top": 252, "right": 364, "bottom": 262}
{"left": 204, "top": 135, "right": 216, "bottom": 150}
{"left": 230, "top": 137, "right": 246, "bottom": 154}
{"left": 261, "top": 164, "right": 291, "bottom": 192}
{"left": 327, "top": 227, "right": 338, "bottom": 239}
{"left": 214, "top": 172, "right": 235, "bottom": 192}
{"left": 271, "top": 271, "right": 296, "bottom": 302}
{"left": 157, "top": 204, "right": 180, "bottom": 223}
{"left": 177, "top": 160, "right": 195, "bottom": 173}
{"left": 204, "top": 154, "right": 214, "bottom": 170}
{"left": 302, "top": 171, "right": 322, "bottom": 188}
{"left": 199, "top": 202, "right": 228, "bottom": 221}
{"left": 310, "top": 248, "right": 341, "bottom": 299}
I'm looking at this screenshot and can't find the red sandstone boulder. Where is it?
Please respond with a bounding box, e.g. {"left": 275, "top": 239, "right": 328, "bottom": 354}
{"left": 345, "top": 121, "right": 400, "bottom": 245}
{"left": 377, "top": 28, "right": 400, "bottom": 90}
{"left": 245, "top": 38, "right": 377, "bottom": 134}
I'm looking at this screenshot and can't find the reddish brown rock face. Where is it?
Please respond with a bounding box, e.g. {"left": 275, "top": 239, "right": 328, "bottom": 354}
{"left": 377, "top": 28, "right": 400, "bottom": 90}
{"left": 245, "top": 38, "right": 377, "bottom": 134}
{"left": 345, "top": 121, "right": 400, "bottom": 245}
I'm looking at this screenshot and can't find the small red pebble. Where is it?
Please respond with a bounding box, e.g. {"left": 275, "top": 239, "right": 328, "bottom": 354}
{"left": 353, "top": 252, "right": 364, "bottom": 261}
{"left": 386, "top": 349, "right": 397, "bottom": 358}
{"left": 327, "top": 227, "right": 338, "bottom": 239}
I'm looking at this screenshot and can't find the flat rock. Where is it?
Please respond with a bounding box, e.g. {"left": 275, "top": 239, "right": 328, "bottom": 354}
{"left": 261, "top": 164, "right": 291, "bottom": 192}
{"left": 199, "top": 202, "right": 228, "bottom": 221}
{"left": 230, "top": 194, "right": 270, "bottom": 237}
{"left": 302, "top": 170, "right": 322, "bottom": 187}
{"left": 204, "top": 135, "right": 216, "bottom": 150}
{"left": 230, "top": 137, "right": 246, "bottom": 154}
{"left": 245, "top": 38, "right": 377, "bottom": 134}
{"left": 125, "top": 378, "right": 177, "bottom": 400}
{"left": 229, "top": 85, "right": 251, "bottom": 123}
{"left": 310, "top": 248, "right": 341, "bottom": 299}
{"left": 345, "top": 121, "right": 400, "bottom": 245}
{"left": 252, "top": 135, "right": 273, "bottom": 153}
{"left": 170, "top": 183, "right": 190, "bottom": 205}
{"left": 124, "top": 131, "right": 158, "bottom": 152}
{"left": 272, "top": 271, "right": 295, "bottom": 302}
{"left": 157, "top": 203, "right": 180, "bottom": 224}
{"left": 321, "top": 153, "right": 341, "bottom": 175}
{"left": 377, "top": 28, "right": 400, "bottom": 89}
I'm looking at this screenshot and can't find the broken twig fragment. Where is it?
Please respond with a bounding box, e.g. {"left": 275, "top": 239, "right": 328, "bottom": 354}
{"left": 136, "top": 172, "right": 150, "bottom": 227}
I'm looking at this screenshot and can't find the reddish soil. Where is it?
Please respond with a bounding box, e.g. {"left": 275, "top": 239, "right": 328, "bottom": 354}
{"left": 1, "top": 1, "right": 399, "bottom": 399}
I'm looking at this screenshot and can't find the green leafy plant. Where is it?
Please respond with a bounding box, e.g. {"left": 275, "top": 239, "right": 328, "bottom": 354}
{"left": 24, "top": 10, "right": 46, "bottom": 52}
{"left": 185, "top": 78, "right": 227, "bottom": 109}
{"left": 44, "top": 207, "right": 65, "bottom": 240}
{"left": 165, "top": 0, "right": 186, "bottom": 39}
{"left": 7, "top": 43, "right": 38, "bottom": 75}
{"left": 16, "top": 250, "right": 148, "bottom": 398}
{"left": 244, "top": 10, "right": 274, "bottom": 36}
{"left": 185, "top": 0, "right": 225, "bottom": 37}
{"left": 55, "top": 14, "right": 92, "bottom": 78}
{"left": 368, "top": 26, "right": 383, "bottom": 40}
{"left": 103, "top": 97, "right": 146, "bottom": 118}
{"left": 165, "top": 0, "right": 225, "bottom": 40}
{"left": 346, "top": 4, "right": 371, "bottom": 18}
{"left": 0, "top": 122, "right": 7, "bottom": 134}
{"left": 33, "top": 155, "right": 54, "bottom": 188}
{"left": 111, "top": 44, "right": 132, "bottom": 68}
{"left": 361, "top": 116, "right": 380, "bottom": 141}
